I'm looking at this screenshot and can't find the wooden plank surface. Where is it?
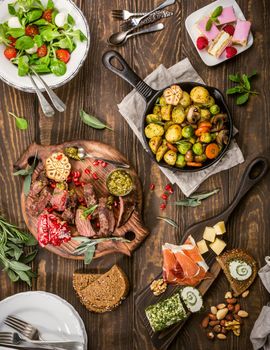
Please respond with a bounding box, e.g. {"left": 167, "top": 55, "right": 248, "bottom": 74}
{"left": 0, "top": 0, "right": 269, "bottom": 349}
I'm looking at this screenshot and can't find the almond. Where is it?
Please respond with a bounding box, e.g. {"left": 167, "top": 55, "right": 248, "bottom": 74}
{"left": 226, "top": 298, "right": 237, "bottom": 304}
{"left": 217, "top": 303, "right": 226, "bottom": 310}
{"left": 238, "top": 310, "right": 248, "bottom": 318}
{"left": 206, "top": 331, "right": 215, "bottom": 340}
{"left": 211, "top": 306, "right": 218, "bottom": 315}
{"left": 217, "top": 333, "right": 227, "bottom": 340}
{"left": 213, "top": 325, "right": 221, "bottom": 333}
{"left": 234, "top": 303, "right": 241, "bottom": 313}
{"left": 208, "top": 313, "right": 217, "bottom": 321}
{"left": 216, "top": 308, "right": 229, "bottom": 320}
{"left": 201, "top": 316, "right": 209, "bottom": 328}
{"left": 209, "top": 320, "right": 220, "bottom": 327}
{"left": 224, "top": 291, "right": 232, "bottom": 299}
{"left": 242, "top": 290, "right": 249, "bottom": 298}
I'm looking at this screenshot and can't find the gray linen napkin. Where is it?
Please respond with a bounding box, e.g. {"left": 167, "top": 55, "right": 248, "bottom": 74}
{"left": 118, "top": 58, "right": 244, "bottom": 196}
{"left": 250, "top": 257, "right": 270, "bottom": 350}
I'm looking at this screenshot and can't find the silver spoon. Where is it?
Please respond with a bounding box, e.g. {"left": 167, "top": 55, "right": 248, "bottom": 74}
{"left": 108, "top": 23, "right": 164, "bottom": 46}
{"left": 108, "top": 0, "right": 175, "bottom": 46}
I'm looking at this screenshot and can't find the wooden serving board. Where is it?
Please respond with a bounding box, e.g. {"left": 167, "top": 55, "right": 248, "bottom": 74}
{"left": 15, "top": 141, "right": 149, "bottom": 260}
{"left": 136, "top": 156, "right": 269, "bottom": 350}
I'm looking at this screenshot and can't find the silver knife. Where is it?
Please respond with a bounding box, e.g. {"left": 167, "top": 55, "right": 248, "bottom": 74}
{"left": 0, "top": 344, "right": 61, "bottom": 350}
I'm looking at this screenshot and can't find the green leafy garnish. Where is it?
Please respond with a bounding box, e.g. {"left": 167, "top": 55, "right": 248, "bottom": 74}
{"left": 13, "top": 151, "right": 38, "bottom": 195}
{"left": 8, "top": 112, "right": 28, "bottom": 130}
{"left": 157, "top": 216, "right": 179, "bottom": 229}
{"left": 73, "top": 237, "right": 130, "bottom": 264}
{"left": 0, "top": 215, "right": 37, "bottom": 286}
{"left": 80, "top": 109, "right": 113, "bottom": 130}
{"left": 82, "top": 204, "right": 98, "bottom": 219}
{"left": 205, "top": 6, "right": 223, "bottom": 31}
{"left": 173, "top": 188, "right": 220, "bottom": 207}
{"left": 226, "top": 72, "right": 259, "bottom": 105}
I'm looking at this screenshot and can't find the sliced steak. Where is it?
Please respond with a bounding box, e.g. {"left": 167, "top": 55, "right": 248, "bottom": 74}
{"left": 62, "top": 207, "right": 75, "bottom": 224}
{"left": 50, "top": 187, "right": 68, "bottom": 211}
{"left": 116, "top": 193, "right": 135, "bottom": 227}
{"left": 26, "top": 187, "right": 52, "bottom": 217}
{"left": 83, "top": 183, "right": 97, "bottom": 207}
{"left": 97, "top": 197, "right": 115, "bottom": 237}
{"left": 75, "top": 208, "right": 96, "bottom": 237}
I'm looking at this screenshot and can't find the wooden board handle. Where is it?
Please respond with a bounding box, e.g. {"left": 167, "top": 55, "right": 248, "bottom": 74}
{"left": 14, "top": 143, "right": 46, "bottom": 170}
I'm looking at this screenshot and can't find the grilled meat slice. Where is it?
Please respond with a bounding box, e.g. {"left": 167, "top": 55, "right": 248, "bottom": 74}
{"left": 97, "top": 197, "right": 115, "bottom": 237}
{"left": 83, "top": 183, "right": 97, "bottom": 207}
{"left": 26, "top": 186, "right": 52, "bottom": 216}
{"left": 75, "top": 208, "right": 96, "bottom": 237}
{"left": 50, "top": 186, "right": 68, "bottom": 211}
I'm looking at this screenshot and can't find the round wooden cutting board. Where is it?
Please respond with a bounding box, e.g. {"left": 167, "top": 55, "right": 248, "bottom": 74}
{"left": 16, "top": 141, "right": 149, "bottom": 260}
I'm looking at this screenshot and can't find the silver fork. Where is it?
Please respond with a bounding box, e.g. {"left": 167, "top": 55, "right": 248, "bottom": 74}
{"left": 0, "top": 332, "right": 60, "bottom": 349}
{"left": 111, "top": 9, "right": 147, "bottom": 20}
{"left": 4, "top": 316, "right": 82, "bottom": 348}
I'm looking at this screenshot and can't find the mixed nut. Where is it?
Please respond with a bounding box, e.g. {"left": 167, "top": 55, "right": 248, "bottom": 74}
{"left": 201, "top": 289, "right": 249, "bottom": 340}
{"left": 150, "top": 278, "right": 168, "bottom": 296}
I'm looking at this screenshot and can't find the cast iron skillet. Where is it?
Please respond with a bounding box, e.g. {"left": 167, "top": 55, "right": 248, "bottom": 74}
{"left": 102, "top": 50, "right": 233, "bottom": 172}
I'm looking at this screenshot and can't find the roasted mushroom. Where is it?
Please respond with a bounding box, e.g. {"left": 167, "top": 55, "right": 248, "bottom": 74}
{"left": 216, "top": 129, "right": 229, "bottom": 146}
{"left": 187, "top": 106, "right": 201, "bottom": 123}
{"left": 211, "top": 114, "right": 228, "bottom": 132}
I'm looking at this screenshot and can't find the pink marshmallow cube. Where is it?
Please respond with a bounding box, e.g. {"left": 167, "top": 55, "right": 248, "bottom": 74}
{"left": 217, "top": 6, "right": 237, "bottom": 25}
{"left": 232, "top": 20, "right": 251, "bottom": 46}
{"left": 197, "top": 16, "right": 220, "bottom": 41}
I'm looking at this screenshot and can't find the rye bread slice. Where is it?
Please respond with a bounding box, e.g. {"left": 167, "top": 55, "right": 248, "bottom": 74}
{"left": 216, "top": 249, "right": 257, "bottom": 296}
{"left": 73, "top": 272, "right": 101, "bottom": 293}
{"left": 79, "top": 265, "right": 129, "bottom": 313}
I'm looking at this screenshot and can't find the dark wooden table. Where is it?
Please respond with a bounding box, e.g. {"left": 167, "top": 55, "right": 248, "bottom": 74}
{"left": 0, "top": 1, "right": 269, "bottom": 349}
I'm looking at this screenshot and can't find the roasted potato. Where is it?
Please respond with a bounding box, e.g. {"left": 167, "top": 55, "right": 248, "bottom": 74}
{"left": 165, "top": 124, "right": 182, "bottom": 143}
{"left": 200, "top": 109, "right": 211, "bottom": 120}
{"left": 172, "top": 105, "right": 186, "bottom": 124}
{"left": 164, "top": 150, "right": 177, "bottom": 165}
{"left": 153, "top": 105, "right": 161, "bottom": 116}
{"left": 164, "top": 121, "right": 175, "bottom": 132}
{"left": 146, "top": 113, "right": 162, "bottom": 124}
{"left": 159, "top": 96, "right": 167, "bottom": 106}
{"left": 149, "top": 136, "right": 162, "bottom": 154}
{"left": 190, "top": 86, "right": 210, "bottom": 104}
{"left": 145, "top": 123, "right": 164, "bottom": 139}
{"left": 161, "top": 105, "right": 172, "bottom": 121}
{"left": 179, "top": 91, "right": 191, "bottom": 108}
{"left": 156, "top": 141, "right": 168, "bottom": 162}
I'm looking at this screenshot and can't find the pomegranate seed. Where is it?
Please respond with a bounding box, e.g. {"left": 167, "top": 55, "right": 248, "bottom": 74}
{"left": 98, "top": 160, "right": 103, "bottom": 164}
{"left": 71, "top": 171, "right": 75, "bottom": 176}
{"left": 168, "top": 188, "right": 174, "bottom": 194}
{"left": 67, "top": 176, "right": 72, "bottom": 183}
{"left": 73, "top": 171, "right": 81, "bottom": 178}
{"left": 75, "top": 182, "right": 81, "bottom": 186}
{"left": 78, "top": 197, "right": 84, "bottom": 203}
{"left": 93, "top": 160, "right": 99, "bottom": 166}
{"left": 50, "top": 182, "right": 56, "bottom": 188}
{"left": 161, "top": 193, "right": 168, "bottom": 200}
{"left": 160, "top": 203, "right": 166, "bottom": 210}
{"left": 92, "top": 172, "right": 99, "bottom": 180}
{"left": 80, "top": 181, "right": 86, "bottom": 186}
{"left": 149, "top": 183, "right": 155, "bottom": 191}
{"left": 87, "top": 214, "right": 92, "bottom": 220}
{"left": 165, "top": 184, "right": 173, "bottom": 191}
{"left": 101, "top": 161, "right": 108, "bottom": 168}
{"left": 84, "top": 168, "right": 91, "bottom": 175}
{"left": 56, "top": 154, "right": 63, "bottom": 160}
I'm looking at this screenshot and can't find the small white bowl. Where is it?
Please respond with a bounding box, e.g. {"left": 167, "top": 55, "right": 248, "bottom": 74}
{"left": 185, "top": 0, "right": 253, "bottom": 66}
{"left": 0, "top": 0, "right": 90, "bottom": 92}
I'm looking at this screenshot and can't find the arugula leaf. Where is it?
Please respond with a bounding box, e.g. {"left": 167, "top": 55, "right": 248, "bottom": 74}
{"left": 50, "top": 59, "right": 66, "bottom": 76}
{"left": 8, "top": 4, "right": 16, "bottom": 15}
{"left": 33, "top": 34, "right": 43, "bottom": 47}
{"left": 0, "top": 24, "right": 10, "bottom": 45}
{"left": 67, "top": 14, "right": 75, "bottom": 26}
{"left": 41, "top": 28, "right": 60, "bottom": 41}
{"left": 18, "top": 55, "right": 29, "bottom": 76}
{"left": 15, "top": 36, "right": 34, "bottom": 50}
{"left": 236, "top": 93, "right": 249, "bottom": 105}
{"left": 227, "top": 71, "right": 259, "bottom": 106}
{"left": 46, "top": 0, "right": 54, "bottom": 9}
{"left": 7, "top": 28, "right": 25, "bottom": 38}
{"left": 31, "top": 63, "right": 51, "bottom": 74}
{"left": 80, "top": 109, "right": 112, "bottom": 130}
{"left": 26, "top": 9, "right": 43, "bottom": 22}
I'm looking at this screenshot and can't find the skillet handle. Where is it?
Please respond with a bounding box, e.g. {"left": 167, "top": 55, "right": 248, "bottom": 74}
{"left": 222, "top": 156, "right": 269, "bottom": 221}
{"left": 102, "top": 50, "right": 158, "bottom": 102}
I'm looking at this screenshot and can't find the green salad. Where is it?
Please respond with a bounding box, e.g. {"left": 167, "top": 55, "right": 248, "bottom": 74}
{"left": 0, "top": 0, "right": 87, "bottom": 76}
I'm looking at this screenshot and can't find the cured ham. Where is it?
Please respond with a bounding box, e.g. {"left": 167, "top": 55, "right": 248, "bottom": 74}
{"left": 162, "top": 235, "right": 210, "bottom": 286}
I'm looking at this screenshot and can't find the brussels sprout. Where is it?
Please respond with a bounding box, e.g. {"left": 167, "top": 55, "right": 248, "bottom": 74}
{"left": 182, "top": 125, "right": 194, "bottom": 138}
{"left": 185, "top": 150, "right": 194, "bottom": 162}
{"left": 200, "top": 109, "right": 211, "bottom": 120}
{"left": 156, "top": 141, "right": 168, "bottom": 162}
{"left": 172, "top": 105, "right": 186, "bottom": 124}
{"left": 144, "top": 123, "right": 164, "bottom": 139}
{"left": 179, "top": 91, "right": 191, "bottom": 108}
{"left": 146, "top": 114, "right": 162, "bottom": 124}
{"left": 195, "top": 154, "right": 207, "bottom": 163}
{"left": 211, "top": 132, "right": 217, "bottom": 141}
{"left": 165, "top": 124, "right": 182, "bottom": 143}
{"left": 161, "top": 105, "right": 173, "bottom": 121}
{"left": 200, "top": 132, "right": 212, "bottom": 143}
{"left": 192, "top": 142, "right": 203, "bottom": 155}
{"left": 190, "top": 86, "right": 210, "bottom": 104}
{"left": 164, "top": 150, "right": 177, "bottom": 165}
{"left": 153, "top": 105, "right": 161, "bottom": 116}
{"left": 177, "top": 141, "right": 192, "bottom": 155}
{"left": 188, "top": 137, "right": 196, "bottom": 144}
{"left": 159, "top": 96, "right": 167, "bottom": 106}
{"left": 203, "top": 96, "right": 215, "bottom": 108}
{"left": 149, "top": 136, "right": 162, "bottom": 154}
{"left": 164, "top": 121, "right": 175, "bottom": 132}
{"left": 210, "top": 104, "right": 220, "bottom": 115}
{"left": 175, "top": 154, "right": 186, "bottom": 168}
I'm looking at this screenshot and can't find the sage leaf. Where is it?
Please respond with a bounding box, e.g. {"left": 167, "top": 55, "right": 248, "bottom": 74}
{"left": 16, "top": 270, "right": 32, "bottom": 286}
{"left": 23, "top": 174, "right": 32, "bottom": 195}
{"left": 190, "top": 188, "right": 220, "bottom": 201}
{"left": 21, "top": 250, "right": 38, "bottom": 264}
{"left": 9, "top": 260, "right": 31, "bottom": 271}
{"left": 80, "top": 109, "right": 112, "bottom": 130}
{"left": 174, "top": 188, "right": 219, "bottom": 207}
{"left": 7, "top": 268, "right": 19, "bottom": 282}
{"left": 84, "top": 245, "right": 95, "bottom": 264}
{"left": 211, "top": 6, "right": 223, "bottom": 18}
{"left": 205, "top": 18, "right": 213, "bottom": 31}
{"left": 157, "top": 216, "right": 179, "bottom": 228}
{"left": 236, "top": 93, "right": 249, "bottom": 105}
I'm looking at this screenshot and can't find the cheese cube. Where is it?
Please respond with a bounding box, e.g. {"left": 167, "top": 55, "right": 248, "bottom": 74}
{"left": 197, "top": 239, "right": 209, "bottom": 255}
{"left": 213, "top": 221, "right": 226, "bottom": 235}
{"left": 210, "top": 238, "right": 227, "bottom": 255}
{"left": 203, "top": 227, "right": 216, "bottom": 243}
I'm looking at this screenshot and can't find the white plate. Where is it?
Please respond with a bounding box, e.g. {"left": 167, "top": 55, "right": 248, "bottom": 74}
{"left": 0, "top": 291, "right": 87, "bottom": 350}
{"left": 0, "top": 0, "right": 90, "bottom": 92}
{"left": 185, "top": 0, "right": 253, "bottom": 66}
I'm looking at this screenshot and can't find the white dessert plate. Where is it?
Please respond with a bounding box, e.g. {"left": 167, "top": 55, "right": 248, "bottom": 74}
{"left": 0, "top": 0, "right": 90, "bottom": 92}
{"left": 185, "top": 0, "right": 253, "bottom": 66}
{"left": 0, "top": 291, "right": 87, "bottom": 350}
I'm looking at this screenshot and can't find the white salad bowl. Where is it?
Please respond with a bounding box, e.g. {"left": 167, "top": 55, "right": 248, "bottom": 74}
{"left": 0, "top": 0, "right": 90, "bottom": 92}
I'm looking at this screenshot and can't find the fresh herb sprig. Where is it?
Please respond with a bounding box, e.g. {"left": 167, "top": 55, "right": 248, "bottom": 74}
{"left": 226, "top": 71, "right": 259, "bottom": 105}
{"left": 157, "top": 216, "right": 179, "bottom": 228}
{"left": 73, "top": 237, "right": 130, "bottom": 264}
{"left": 13, "top": 152, "right": 38, "bottom": 195}
{"left": 0, "top": 215, "right": 37, "bottom": 286}
{"left": 82, "top": 204, "right": 98, "bottom": 219}
{"left": 206, "top": 6, "right": 223, "bottom": 31}
{"left": 8, "top": 112, "right": 28, "bottom": 130}
{"left": 80, "top": 109, "right": 113, "bottom": 131}
{"left": 173, "top": 188, "right": 220, "bottom": 207}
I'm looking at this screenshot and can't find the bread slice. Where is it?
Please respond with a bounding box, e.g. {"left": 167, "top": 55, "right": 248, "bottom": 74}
{"left": 216, "top": 249, "right": 257, "bottom": 296}
{"left": 73, "top": 272, "right": 101, "bottom": 293}
{"left": 74, "top": 265, "right": 129, "bottom": 313}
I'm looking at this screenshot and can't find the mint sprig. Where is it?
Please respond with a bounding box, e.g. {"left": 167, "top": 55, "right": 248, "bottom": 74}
{"left": 226, "top": 71, "right": 259, "bottom": 105}
{"left": 206, "top": 6, "right": 223, "bottom": 31}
